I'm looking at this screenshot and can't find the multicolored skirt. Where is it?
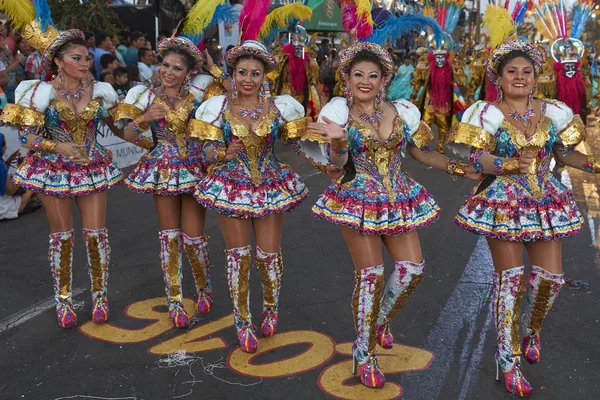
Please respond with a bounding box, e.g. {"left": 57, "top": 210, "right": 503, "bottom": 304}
{"left": 125, "top": 142, "right": 204, "bottom": 195}
{"left": 194, "top": 162, "right": 308, "bottom": 218}
{"left": 311, "top": 172, "right": 440, "bottom": 235}
{"left": 13, "top": 144, "right": 122, "bottom": 197}
{"left": 455, "top": 174, "right": 584, "bottom": 241}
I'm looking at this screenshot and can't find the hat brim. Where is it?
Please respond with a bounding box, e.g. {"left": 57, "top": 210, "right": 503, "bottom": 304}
{"left": 339, "top": 42, "right": 394, "bottom": 85}
{"left": 226, "top": 46, "right": 277, "bottom": 73}
{"left": 487, "top": 39, "right": 544, "bottom": 87}
{"left": 41, "top": 29, "right": 86, "bottom": 70}
{"left": 158, "top": 37, "right": 204, "bottom": 73}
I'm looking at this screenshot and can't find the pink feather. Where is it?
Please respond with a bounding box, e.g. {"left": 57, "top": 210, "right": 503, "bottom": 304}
{"left": 341, "top": 2, "right": 358, "bottom": 32}
{"left": 239, "top": 0, "right": 271, "bottom": 42}
{"left": 356, "top": 18, "right": 373, "bottom": 39}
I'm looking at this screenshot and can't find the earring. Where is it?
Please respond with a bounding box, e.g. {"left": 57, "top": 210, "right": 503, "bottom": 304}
{"left": 344, "top": 85, "right": 353, "bottom": 104}
{"left": 182, "top": 75, "right": 191, "bottom": 91}
{"left": 496, "top": 85, "right": 503, "bottom": 104}
{"left": 231, "top": 75, "right": 237, "bottom": 101}
{"left": 58, "top": 67, "right": 63, "bottom": 86}
{"left": 375, "top": 87, "right": 386, "bottom": 106}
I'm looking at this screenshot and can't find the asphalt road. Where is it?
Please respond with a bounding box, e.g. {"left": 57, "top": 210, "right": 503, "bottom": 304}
{"left": 1, "top": 137, "right": 599, "bottom": 400}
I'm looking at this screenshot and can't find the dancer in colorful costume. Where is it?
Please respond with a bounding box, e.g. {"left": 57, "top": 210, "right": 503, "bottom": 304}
{"left": 190, "top": 0, "right": 312, "bottom": 353}
{"left": 447, "top": 6, "right": 594, "bottom": 394}
{"left": 304, "top": 7, "right": 480, "bottom": 388}
{"left": 110, "top": 1, "right": 238, "bottom": 328}
{"left": 420, "top": 0, "right": 464, "bottom": 153}
{"left": 0, "top": 0, "right": 121, "bottom": 328}
{"left": 534, "top": 0, "right": 592, "bottom": 120}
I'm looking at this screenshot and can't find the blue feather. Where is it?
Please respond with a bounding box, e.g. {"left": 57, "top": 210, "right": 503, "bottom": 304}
{"left": 34, "top": 0, "right": 55, "bottom": 31}
{"left": 210, "top": 4, "right": 239, "bottom": 26}
{"left": 367, "top": 14, "right": 444, "bottom": 48}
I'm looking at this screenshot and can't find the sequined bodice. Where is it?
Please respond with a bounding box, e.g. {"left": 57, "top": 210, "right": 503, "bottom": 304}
{"left": 347, "top": 117, "right": 408, "bottom": 203}
{"left": 222, "top": 110, "right": 280, "bottom": 185}
{"left": 150, "top": 94, "right": 199, "bottom": 157}
{"left": 45, "top": 98, "right": 103, "bottom": 155}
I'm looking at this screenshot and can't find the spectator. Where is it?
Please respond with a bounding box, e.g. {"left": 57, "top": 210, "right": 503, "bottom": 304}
{"left": 317, "top": 39, "right": 330, "bottom": 65}
{"left": 125, "top": 31, "right": 147, "bottom": 65}
{"left": 86, "top": 32, "right": 96, "bottom": 58}
{"left": 0, "top": 31, "right": 24, "bottom": 103}
{"left": 4, "top": 24, "right": 18, "bottom": 56}
{"left": 137, "top": 48, "right": 157, "bottom": 87}
{"left": 0, "top": 133, "right": 40, "bottom": 220}
{"left": 111, "top": 34, "right": 127, "bottom": 66}
{"left": 93, "top": 32, "right": 115, "bottom": 80}
{"left": 24, "top": 48, "right": 46, "bottom": 81}
{"left": 158, "top": 30, "right": 169, "bottom": 42}
{"left": 126, "top": 64, "right": 143, "bottom": 88}
{"left": 0, "top": 62, "right": 8, "bottom": 109}
{"left": 14, "top": 37, "right": 32, "bottom": 84}
{"left": 112, "top": 67, "right": 129, "bottom": 100}
{"left": 99, "top": 54, "right": 119, "bottom": 84}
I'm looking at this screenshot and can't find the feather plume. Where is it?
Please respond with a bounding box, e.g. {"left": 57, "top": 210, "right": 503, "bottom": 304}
{"left": 355, "top": 0, "right": 374, "bottom": 28}
{"left": 368, "top": 14, "right": 443, "bottom": 47}
{"left": 483, "top": 5, "right": 514, "bottom": 49}
{"left": 182, "top": 0, "right": 225, "bottom": 37}
{"left": 258, "top": 3, "right": 312, "bottom": 41}
{"left": 239, "top": 0, "right": 271, "bottom": 42}
{"left": 34, "top": 0, "right": 54, "bottom": 31}
{"left": 0, "top": 0, "right": 36, "bottom": 31}
{"left": 341, "top": 1, "right": 358, "bottom": 32}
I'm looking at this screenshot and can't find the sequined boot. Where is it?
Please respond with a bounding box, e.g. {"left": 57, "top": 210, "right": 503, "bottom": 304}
{"left": 351, "top": 264, "right": 386, "bottom": 388}
{"left": 255, "top": 247, "right": 283, "bottom": 337}
{"left": 521, "top": 265, "right": 563, "bottom": 365}
{"left": 49, "top": 230, "right": 77, "bottom": 328}
{"left": 159, "top": 229, "right": 189, "bottom": 328}
{"left": 183, "top": 233, "right": 213, "bottom": 315}
{"left": 83, "top": 228, "right": 110, "bottom": 323}
{"left": 492, "top": 267, "right": 532, "bottom": 397}
{"left": 376, "top": 260, "right": 425, "bottom": 349}
{"left": 226, "top": 245, "right": 258, "bottom": 353}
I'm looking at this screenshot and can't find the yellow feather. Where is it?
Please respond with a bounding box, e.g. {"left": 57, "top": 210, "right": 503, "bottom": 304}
{"left": 483, "top": 5, "right": 514, "bottom": 50}
{"left": 258, "top": 3, "right": 313, "bottom": 41}
{"left": 0, "top": 0, "right": 36, "bottom": 31}
{"left": 182, "top": 0, "right": 225, "bottom": 36}
{"left": 356, "top": 0, "right": 374, "bottom": 28}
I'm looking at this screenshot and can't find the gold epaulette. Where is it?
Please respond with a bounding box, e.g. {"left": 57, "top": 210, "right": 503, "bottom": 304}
{"left": 0, "top": 104, "right": 44, "bottom": 127}
{"left": 188, "top": 119, "right": 223, "bottom": 141}
{"left": 411, "top": 121, "right": 434, "bottom": 148}
{"left": 110, "top": 103, "right": 143, "bottom": 121}
{"left": 558, "top": 115, "right": 587, "bottom": 146}
{"left": 447, "top": 122, "right": 497, "bottom": 151}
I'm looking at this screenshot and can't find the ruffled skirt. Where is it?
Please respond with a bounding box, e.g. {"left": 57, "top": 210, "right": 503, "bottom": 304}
{"left": 125, "top": 142, "right": 204, "bottom": 195}
{"left": 13, "top": 145, "right": 122, "bottom": 197}
{"left": 311, "top": 172, "right": 440, "bottom": 235}
{"left": 455, "top": 174, "right": 584, "bottom": 241}
{"left": 194, "top": 161, "right": 308, "bottom": 218}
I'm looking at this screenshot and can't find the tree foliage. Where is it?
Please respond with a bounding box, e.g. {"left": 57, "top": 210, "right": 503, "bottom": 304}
{"left": 47, "top": 0, "right": 126, "bottom": 36}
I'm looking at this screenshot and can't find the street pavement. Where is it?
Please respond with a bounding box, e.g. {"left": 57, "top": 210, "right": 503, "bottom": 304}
{"left": 1, "top": 136, "right": 599, "bottom": 400}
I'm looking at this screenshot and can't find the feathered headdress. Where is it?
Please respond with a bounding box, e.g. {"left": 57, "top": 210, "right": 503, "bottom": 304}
{"left": 340, "top": 0, "right": 374, "bottom": 40}
{"left": 424, "top": 0, "right": 465, "bottom": 53}
{"left": 0, "top": 0, "right": 85, "bottom": 69}
{"left": 483, "top": 1, "right": 529, "bottom": 50}
{"left": 258, "top": 2, "right": 312, "bottom": 43}
{"left": 534, "top": 0, "right": 591, "bottom": 63}
{"left": 368, "top": 13, "right": 444, "bottom": 48}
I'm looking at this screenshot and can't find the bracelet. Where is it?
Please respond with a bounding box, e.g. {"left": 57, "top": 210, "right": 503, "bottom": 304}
{"left": 446, "top": 159, "right": 468, "bottom": 180}
{"left": 469, "top": 149, "right": 487, "bottom": 172}
{"left": 493, "top": 157, "right": 520, "bottom": 175}
{"left": 40, "top": 139, "right": 58, "bottom": 153}
{"left": 555, "top": 144, "right": 575, "bottom": 157}
{"left": 31, "top": 136, "right": 44, "bottom": 151}
{"left": 131, "top": 116, "right": 150, "bottom": 133}
{"left": 583, "top": 155, "right": 600, "bottom": 173}
{"left": 209, "top": 64, "right": 229, "bottom": 82}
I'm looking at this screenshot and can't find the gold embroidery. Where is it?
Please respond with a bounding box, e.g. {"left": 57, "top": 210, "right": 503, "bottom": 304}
{"left": 529, "top": 277, "right": 553, "bottom": 333}
{"left": 86, "top": 235, "right": 104, "bottom": 293}
{"left": 110, "top": 103, "right": 143, "bottom": 121}
{"left": 154, "top": 94, "right": 196, "bottom": 157}
{"left": 383, "top": 273, "right": 424, "bottom": 324}
{"left": 511, "top": 274, "right": 526, "bottom": 356}
{"left": 51, "top": 98, "right": 101, "bottom": 146}
{"left": 204, "top": 82, "right": 227, "bottom": 100}
{"left": 237, "top": 252, "right": 252, "bottom": 321}
{"left": 188, "top": 119, "right": 223, "bottom": 141}
{"left": 134, "top": 137, "right": 155, "bottom": 150}
{"left": 225, "top": 110, "right": 277, "bottom": 185}
{"left": 185, "top": 239, "right": 209, "bottom": 290}
{"left": 57, "top": 236, "right": 73, "bottom": 301}
{"left": 558, "top": 115, "right": 586, "bottom": 146}
{"left": 280, "top": 118, "right": 326, "bottom": 143}
{"left": 367, "top": 271, "right": 385, "bottom": 354}
{"left": 352, "top": 271, "right": 360, "bottom": 332}
{"left": 447, "top": 122, "right": 498, "bottom": 151}
{"left": 255, "top": 256, "right": 275, "bottom": 309}
{"left": 0, "top": 104, "right": 44, "bottom": 127}
{"left": 166, "top": 235, "right": 182, "bottom": 303}
{"left": 411, "top": 121, "right": 434, "bottom": 148}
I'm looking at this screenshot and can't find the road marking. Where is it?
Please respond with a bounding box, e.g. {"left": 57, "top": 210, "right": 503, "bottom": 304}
{"left": 401, "top": 236, "right": 494, "bottom": 399}
{"left": 0, "top": 288, "right": 84, "bottom": 334}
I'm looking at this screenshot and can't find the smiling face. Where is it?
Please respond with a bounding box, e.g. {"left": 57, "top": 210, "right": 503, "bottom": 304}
{"left": 159, "top": 53, "right": 189, "bottom": 90}
{"left": 234, "top": 58, "right": 265, "bottom": 97}
{"left": 498, "top": 56, "right": 536, "bottom": 100}
{"left": 347, "top": 60, "right": 385, "bottom": 104}
{"left": 55, "top": 45, "right": 91, "bottom": 80}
